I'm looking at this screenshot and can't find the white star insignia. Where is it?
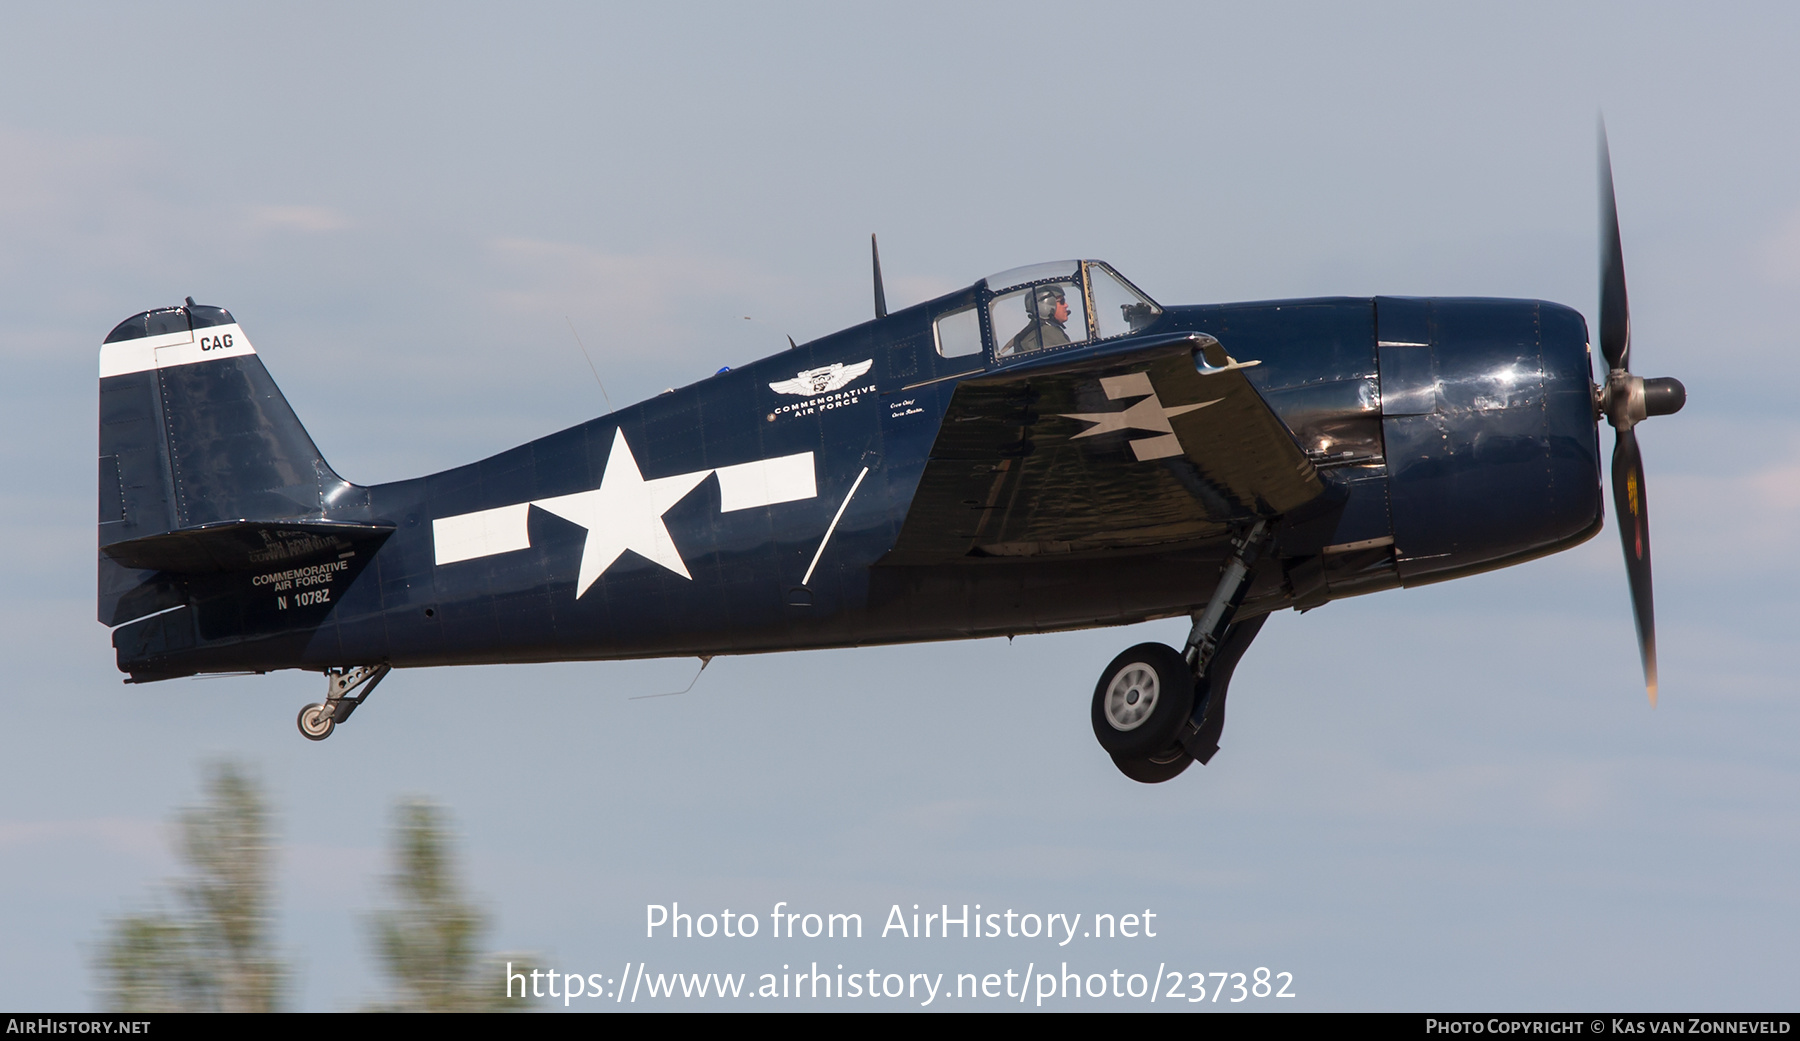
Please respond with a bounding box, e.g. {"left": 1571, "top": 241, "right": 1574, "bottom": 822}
{"left": 1059, "top": 372, "right": 1218, "bottom": 461}
{"left": 532, "top": 429, "right": 713, "bottom": 594}
{"left": 430, "top": 434, "right": 818, "bottom": 592}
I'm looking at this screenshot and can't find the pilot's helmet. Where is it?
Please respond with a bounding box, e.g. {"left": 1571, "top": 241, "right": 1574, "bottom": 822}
{"left": 1031, "top": 284, "right": 1066, "bottom": 316}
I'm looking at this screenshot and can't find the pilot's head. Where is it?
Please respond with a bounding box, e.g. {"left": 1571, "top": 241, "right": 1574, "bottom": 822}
{"left": 1033, "top": 285, "right": 1071, "bottom": 325}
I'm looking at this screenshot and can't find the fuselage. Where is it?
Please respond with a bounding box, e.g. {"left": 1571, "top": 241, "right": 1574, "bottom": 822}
{"left": 106, "top": 275, "right": 1604, "bottom": 679}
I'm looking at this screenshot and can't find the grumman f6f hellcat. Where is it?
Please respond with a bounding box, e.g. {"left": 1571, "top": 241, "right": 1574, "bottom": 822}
{"left": 94, "top": 141, "right": 1682, "bottom": 782}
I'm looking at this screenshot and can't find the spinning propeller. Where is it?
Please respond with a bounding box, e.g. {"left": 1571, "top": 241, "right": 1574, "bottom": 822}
{"left": 1595, "top": 126, "right": 1686, "bottom": 706}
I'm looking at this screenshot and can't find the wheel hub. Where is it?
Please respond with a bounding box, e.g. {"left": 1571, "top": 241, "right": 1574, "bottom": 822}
{"left": 298, "top": 703, "right": 334, "bottom": 741}
{"left": 1104, "top": 664, "right": 1159, "bottom": 731}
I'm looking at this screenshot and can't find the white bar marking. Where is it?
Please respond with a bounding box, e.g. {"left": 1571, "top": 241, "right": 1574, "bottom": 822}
{"left": 714, "top": 451, "right": 816, "bottom": 512}
{"left": 433, "top": 503, "right": 532, "bottom": 565}
{"left": 1130, "top": 433, "right": 1185, "bottom": 461}
{"left": 1099, "top": 371, "right": 1155, "bottom": 399}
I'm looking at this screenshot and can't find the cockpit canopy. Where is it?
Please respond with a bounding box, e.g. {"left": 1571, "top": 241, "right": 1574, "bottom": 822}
{"left": 934, "top": 260, "right": 1161, "bottom": 361}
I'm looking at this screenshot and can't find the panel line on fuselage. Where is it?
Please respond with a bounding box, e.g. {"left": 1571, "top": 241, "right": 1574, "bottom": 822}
{"left": 899, "top": 367, "right": 985, "bottom": 392}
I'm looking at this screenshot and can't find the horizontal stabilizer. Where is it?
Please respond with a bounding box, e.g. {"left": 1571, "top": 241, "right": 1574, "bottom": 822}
{"left": 101, "top": 520, "right": 395, "bottom": 574}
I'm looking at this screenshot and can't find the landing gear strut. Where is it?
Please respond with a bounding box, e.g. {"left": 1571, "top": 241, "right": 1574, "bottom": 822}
{"left": 297, "top": 664, "right": 389, "bottom": 741}
{"left": 1092, "top": 521, "right": 1273, "bottom": 783}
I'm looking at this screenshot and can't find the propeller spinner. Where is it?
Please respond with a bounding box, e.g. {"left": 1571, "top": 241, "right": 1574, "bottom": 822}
{"left": 1594, "top": 126, "right": 1686, "bottom": 706}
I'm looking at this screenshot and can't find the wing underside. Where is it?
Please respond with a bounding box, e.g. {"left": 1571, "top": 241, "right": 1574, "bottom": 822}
{"left": 883, "top": 335, "right": 1321, "bottom": 565}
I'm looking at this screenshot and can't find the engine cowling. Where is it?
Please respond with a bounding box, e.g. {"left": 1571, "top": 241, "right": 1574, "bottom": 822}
{"left": 1375, "top": 297, "right": 1604, "bottom": 584}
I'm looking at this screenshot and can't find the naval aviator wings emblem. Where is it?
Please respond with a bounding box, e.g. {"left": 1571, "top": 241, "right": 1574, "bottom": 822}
{"left": 769, "top": 359, "right": 874, "bottom": 397}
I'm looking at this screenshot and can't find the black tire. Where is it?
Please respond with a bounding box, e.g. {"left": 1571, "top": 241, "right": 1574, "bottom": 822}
{"left": 297, "top": 703, "right": 334, "bottom": 741}
{"left": 1090, "top": 642, "right": 1194, "bottom": 759}
{"left": 1111, "top": 750, "right": 1194, "bottom": 784}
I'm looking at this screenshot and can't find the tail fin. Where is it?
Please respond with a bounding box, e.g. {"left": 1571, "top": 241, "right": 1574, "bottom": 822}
{"left": 96, "top": 301, "right": 360, "bottom": 631}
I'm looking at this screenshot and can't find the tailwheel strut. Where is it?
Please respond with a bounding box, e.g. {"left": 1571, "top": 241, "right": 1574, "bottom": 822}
{"left": 297, "top": 664, "right": 390, "bottom": 741}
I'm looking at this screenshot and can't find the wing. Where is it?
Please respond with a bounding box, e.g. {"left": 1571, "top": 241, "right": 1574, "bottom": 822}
{"left": 768, "top": 375, "right": 812, "bottom": 396}
{"left": 882, "top": 333, "right": 1321, "bottom": 564}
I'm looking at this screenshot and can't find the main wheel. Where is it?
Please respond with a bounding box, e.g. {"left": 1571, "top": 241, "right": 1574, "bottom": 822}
{"left": 1091, "top": 643, "right": 1195, "bottom": 760}
{"left": 1111, "top": 750, "right": 1194, "bottom": 784}
{"left": 297, "top": 703, "right": 335, "bottom": 741}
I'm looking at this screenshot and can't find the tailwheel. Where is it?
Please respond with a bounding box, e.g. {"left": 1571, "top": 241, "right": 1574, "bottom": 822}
{"left": 295, "top": 664, "right": 390, "bottom": 742}
{"left": 1091, "top": 643, "right": 1194, "bottom": 762}
{"left": 297, "top": 703, "right": 334, "bottom": 741}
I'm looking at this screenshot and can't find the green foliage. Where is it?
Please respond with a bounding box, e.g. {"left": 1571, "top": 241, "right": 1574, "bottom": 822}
{"left": 96, "top": 915, "right": 205, "bottom": 1013}
{"left": 367, "top": 799, "right": 527, "bottom": 1011}
{"left": 96, "top": 765, "right": 525, "bottom": 1011}
{"left": 96, "top": 763, "right": 286, "bottom": 1012}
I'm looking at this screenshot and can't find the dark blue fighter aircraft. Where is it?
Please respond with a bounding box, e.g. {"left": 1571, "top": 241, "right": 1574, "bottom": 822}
{"left": 94, "top": 142, "right": 1683, "bottom": 782}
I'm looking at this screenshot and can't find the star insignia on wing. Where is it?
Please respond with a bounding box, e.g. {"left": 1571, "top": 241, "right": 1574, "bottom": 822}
{"left": 1058, "top": 371, "right": 1219, "bottom": 461}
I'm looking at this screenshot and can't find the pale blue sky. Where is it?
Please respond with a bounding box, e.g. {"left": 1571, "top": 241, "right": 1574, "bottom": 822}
{"left": 2, "top": 2, "right": 1796, "bottom": 1010}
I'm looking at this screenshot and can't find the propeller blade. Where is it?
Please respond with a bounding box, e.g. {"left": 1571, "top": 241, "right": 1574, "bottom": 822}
{"left": 1610, "top": 426, "right": 1658, "bottom": 705}
{"left": 1599, "top": 124, "right": 1631, "bottom": 372}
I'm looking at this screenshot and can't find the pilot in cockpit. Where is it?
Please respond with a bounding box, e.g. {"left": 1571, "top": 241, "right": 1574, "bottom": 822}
{"left": 1001, "top": 284, "right": 1072, "bottom": 356}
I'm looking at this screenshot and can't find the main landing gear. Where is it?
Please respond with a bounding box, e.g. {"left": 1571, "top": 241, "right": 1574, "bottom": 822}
{"left": 297, "top": 664, "right": 389, "bottom": 741}
{"left": 1091, "top": 521, "right": 1272, "bottom": 783}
